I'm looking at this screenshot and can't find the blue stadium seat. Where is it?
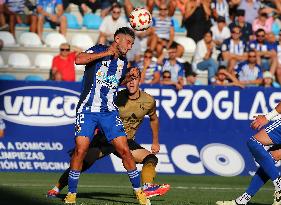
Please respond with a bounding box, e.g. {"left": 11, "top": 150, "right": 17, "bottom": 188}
{"left": 25, "top": 75, "right": 44, "bottom": 81}
{"left": 172, "top": 18, "right": 186, "bottom": 33}
{"left": 0, "top": 74, "right": 16, "bottom": 80}
{"left": 44, "top": 21, "right": 51, "bottom": 28}
{"left": 83, "top": 13, "right": 102, "bottom": 30}
{"left": 64, "top": 13, "right": 81, "bottom": 29}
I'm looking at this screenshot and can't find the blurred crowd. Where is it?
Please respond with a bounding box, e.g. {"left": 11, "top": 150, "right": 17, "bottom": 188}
{"left": 1, "top": 0, "right": 281, "bottom": 89}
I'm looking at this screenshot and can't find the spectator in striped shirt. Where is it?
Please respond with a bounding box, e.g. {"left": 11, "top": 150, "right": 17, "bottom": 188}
{"left": 149, "top": 3, "right": 175, "bottom": 57}
{"left": 235, "top": 49, "right": 263, "bottom": 86}
{"left": 1, "top": 0, "right": 37, "bottom": 37}
{"left": 157, "top": 42, "right": 184, "bottom": 89}
{"left": 248, "top": 28, "right": 277, "bottom": 74}
{"left": 138, "top": 49, "right": 161, "bottom": 84}
{"left": 211, "top": 0, "right": 230, "bottom": 24}
{"left": 221, "top": 25, "right": 248, "bottom": 75}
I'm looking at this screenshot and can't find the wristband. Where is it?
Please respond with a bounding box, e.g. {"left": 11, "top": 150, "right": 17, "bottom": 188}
{"left": 265, "top": 109, "right": 279, "bottom": 121}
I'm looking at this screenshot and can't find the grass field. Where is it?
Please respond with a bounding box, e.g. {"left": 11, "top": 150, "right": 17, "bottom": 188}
{"left": 0, "top": 172, "right": 276, "bottom": 205}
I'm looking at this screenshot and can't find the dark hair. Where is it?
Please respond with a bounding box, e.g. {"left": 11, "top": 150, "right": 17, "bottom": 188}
{"left": 231, "top": 25, "right": 241, "bottom": 32}
{"left": 114, "top": 27, "right": 135, "bottom": 39}
{"left": 144, "top": 48, "right": 153, "bottom": 54}
{"left": 204, "top": 30, "right": 213, "bottom": 37}
{"left": 255, "top": 28, "right": 265, "bottom": 36}
{"left": 127, "top": 66, "right": 141, "bottom": 77}
{"left": 218, "top": 65, "right": 226, "bottom": 71}
{"left": 162, "top": 70, "right": 171, "bottom": 75}
{"left": 111, "top": 2, "right": 122, "bottom": 10}
{"left": 169, "top": 42, "right": 178, "bottom": 49}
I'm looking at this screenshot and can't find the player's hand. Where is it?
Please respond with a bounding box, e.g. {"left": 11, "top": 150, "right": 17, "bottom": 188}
{"left": 151, "top": 143, "right": 160, "bottom": 154}
{"left": 129, "top": 67, "right": 139, "bottom": 79}
{"left": 250, "top": 115, "right": 269, "bottom": 130}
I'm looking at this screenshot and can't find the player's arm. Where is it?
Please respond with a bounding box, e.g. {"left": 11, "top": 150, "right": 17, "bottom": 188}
{"left": 75, "top": 47, "right": 115, "bottom": 65}
{"left": 251, "top": 102, "right": 281, "bottom": 130}
{"left": 149, "top": 112, "right": 160, "bottom": 154}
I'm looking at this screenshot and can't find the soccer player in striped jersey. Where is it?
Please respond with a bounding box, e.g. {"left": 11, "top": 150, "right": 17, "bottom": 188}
{"left": 64, "top": 27, "right": 150, "bottom": 205}
{"left": 47, "top": 67, "right": 170, "bottom": 200}
{"left": 216, "top": 101, "right": 281, "bottom": 205}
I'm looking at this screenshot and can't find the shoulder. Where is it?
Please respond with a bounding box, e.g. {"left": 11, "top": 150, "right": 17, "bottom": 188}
{"left": 140, "top": 91, "right": 156, "bottom": 105}
{"left": 86, "top": 44, "right": 108, "bottom": 53}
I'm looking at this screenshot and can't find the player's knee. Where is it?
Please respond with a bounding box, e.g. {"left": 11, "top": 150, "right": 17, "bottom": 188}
{"left": 116, "top": 146, "right": 131, "bottom": 159}
{"left": 74, "top": 147, "right": 88, "bottom": 158}
{"left": 142, "top": 154, "right": 158, "bottom": 166}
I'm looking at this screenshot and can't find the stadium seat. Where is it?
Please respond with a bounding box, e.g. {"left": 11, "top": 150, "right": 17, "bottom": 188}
{"left": 25, "top": 75, "right": 44, "bottom": 81}
{"left": 64, "top": 13, "right": 81, "bottom": 29}
{"left": 0, "top": 74, "right": 16, "bottom": 80}
{"left": 34, "top": 53, "right": 54, "bottom": 69}
{"left": 0, "top": 55, "right": 5, "bottom": 67}
{"left": 45, "top": 32, "right": 67, "bottom": 48}
{"left": 19, "top": 32, "right": 42, "bottom": 47}
{"left": 0, "top": 31, "right": 17, "bottom": 46}
{"left": 8, "top": 53, "right": 31, "bottom": 68}
{"left": 71, "top": 34, "right": 93, "bottom": 50}
{"left": 174, "top": 36, "right": 196, "bottom": 53}
{"left": 83, "top": 13, "right": 102, "bottom": 30}
{"left": 172, "top": 18, "right": 186, "bottom": 33}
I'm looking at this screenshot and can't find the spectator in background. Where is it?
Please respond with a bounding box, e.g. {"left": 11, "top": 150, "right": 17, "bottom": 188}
{"left": 238, "top": 0, "right": 260, "bottom": 24}
{"left": 229, "top": 9, "right": 253, "bottom": 42}
{"left": 193, "top": 30, "right": 218, "bottom": 84}
{"left": 126, "top": 37, "right": 142, "bottom": 66}
{"left": 139, "top": 49, "right": 160, "bottom": 84}
{"left": 235, "top": 49, "right": 263, "bottom": 86}
{"left": 211, "top": 0, "right": 230, "bottom": 23}
{"left": 262, "top": 71, "right": 274, "bottom": 87}
{"left": 0, "top": 0, "right": 6, "bottom": 30}
{"left": 0, "top": 118, "right": 5, "bottom": 138}
{"left": 248, "top": 28, "right": 277, "bottom": 74}
{"left": 221, "top": 25, "right": 248, "bottom": 75}
{"left": 210, "top": 16, "right": 231, "bottom": 49}
{"left": 149, "top": 3, "right": 175, "bottom": 57}
{"left": 37, "top": 0, "right": 67, "bottom": 40}
{"left": 276, "top": 31, "right": 281, "bottom": 67}
{"left": 168, "top": 0, "right": 188, "bottom": 17}
{"left": 1, "top": 0, "right": 37, "bottom": 37}
{"left": 160, "top": 70, "right": 183, "bottom": 89}
{"left": 213, "top": 65, "right": 243, "bottom": 87}
{"left": 182, "top": 0, "right": 211, "bottom": 43}
{"left": 273, "top": 66, "right": 281, "bottom": 88}
{"left": 157, "top": 42, "right": 184, "bottom": 89}
{"left": 185, "top": 70, "right": 201, "bottom": 85}
{"left": 252, "top": 9, "right": 274, "bottom": 33}
{"left": 51, "top": 43, "right": 82, "bottom": 82}
{"left": 97, "top": 3, "right": 127, "bottom": 45}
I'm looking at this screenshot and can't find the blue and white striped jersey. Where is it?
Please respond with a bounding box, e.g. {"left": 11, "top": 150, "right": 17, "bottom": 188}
{"left": 152, "top": 17, "right": 174, "bottom": 40}
{"left": 161, "top": 58, "right": 184, "bottom": 83}
{"left": 221, "top": 38, "right": 247, "bottom": 55}
{"left": 248, "top": 40, "right": 271, "bottom": 52}
{"left": 76, "top": 45, "right": 128, "bottom": 113}
{"left": 236, "top": 61, "right": 262, "bottom": 81}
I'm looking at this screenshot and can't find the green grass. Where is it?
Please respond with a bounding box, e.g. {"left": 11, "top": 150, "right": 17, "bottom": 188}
{"left": 0, "top": 172, "right": 275, "bottom": 205}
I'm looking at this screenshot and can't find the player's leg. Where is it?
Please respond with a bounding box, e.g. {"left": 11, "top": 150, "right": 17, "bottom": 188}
{"left": 100, "top": 112, "right": 150, "bottom": 205}
{"left": 216, "top": 148, "right": 281, "bottom": 205}
{"left": 127, "top": 140, "right": 170, "bottom": 198}
{"left": 64, "top": 113, "right": 97, "bottom": 204}
{"left": 47, "top": 146, "right": 103, "bottom": 197}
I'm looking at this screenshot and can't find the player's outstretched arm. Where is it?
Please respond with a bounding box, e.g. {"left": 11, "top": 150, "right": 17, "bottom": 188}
{"left": 75, "top": 45, "right": 117, "bottom": 65}
{"left": 251, "top": 102, "right": 281, "bottom": 130}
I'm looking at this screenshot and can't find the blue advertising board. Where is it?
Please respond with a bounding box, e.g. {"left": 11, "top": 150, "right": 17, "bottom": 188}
{"left": 0, "top": 80, "right": 280, "bottom": 176}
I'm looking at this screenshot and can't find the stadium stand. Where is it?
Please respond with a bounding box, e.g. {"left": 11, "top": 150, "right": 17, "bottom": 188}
{"left": 8, "top": 53, "right": 31, "bottom": 69}
{"left": 44, "top": 32, "right": 67, "bottom": 48}
{"left": 71, "top": 33, "right": 93, "bottom": 50}
{"left": 34, "top": 54, "right": 54, "bottom": 70}
{"left": 64, "top": 13, "right": 82, "bottom": 29}
{"left": 24, "top": 75, "right": 45, "bottom": 81}
{"left": 0, "top": 31, "right": 18, "bottom": 47}
{"left": 83, "top": 13, "right": 102, "bottom": 30}
{"left": 0, "top": 74, "right": 17, "bottom": 80}
{"left": 19, "top": 32, "right": 43, "bottom": 47}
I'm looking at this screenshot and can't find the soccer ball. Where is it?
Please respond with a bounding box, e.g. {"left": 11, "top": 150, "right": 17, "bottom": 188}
{"left": 129, "top": 8, "right": 152, "bottom": 31}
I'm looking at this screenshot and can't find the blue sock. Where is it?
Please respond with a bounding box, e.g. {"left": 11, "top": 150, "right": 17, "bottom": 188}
{"left": 68, "top": 170, "right": 81, "bottom": 193}
{"left": 246, "top": 167, "right": 269, "bottom": 196}
{"left": 127, "top": 169, "right": 141, "bottom": 190}
{"left": 247, "top": 137, "right": 279, "bottom": 181}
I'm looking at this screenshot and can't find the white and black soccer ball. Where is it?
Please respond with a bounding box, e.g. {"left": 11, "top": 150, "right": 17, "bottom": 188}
{"left": 129, "top": 8, "right": 152, "bottom": 31}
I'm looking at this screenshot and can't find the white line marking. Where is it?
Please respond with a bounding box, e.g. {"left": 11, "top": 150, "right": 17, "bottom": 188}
{"left": 0, "top": 183, "right": 274, "bottom": 191}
